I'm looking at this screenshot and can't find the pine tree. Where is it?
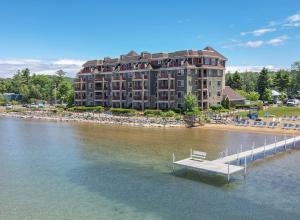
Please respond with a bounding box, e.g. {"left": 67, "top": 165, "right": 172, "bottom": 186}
{"left": 257, "top": 68, "right": 270, "bottom": 100}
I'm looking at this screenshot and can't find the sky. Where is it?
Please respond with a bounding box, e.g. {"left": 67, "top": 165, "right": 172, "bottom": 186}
{"left": 0, "top": 0, "right": 299, "bottom": 77}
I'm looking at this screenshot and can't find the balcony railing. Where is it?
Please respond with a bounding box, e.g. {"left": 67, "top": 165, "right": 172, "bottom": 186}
{"left": 95, "top": 95, "right": 103, "bottom": 100}
{"left": 133, "top": 96, "right": 148, "bottom": 100}
{"left": 94, "top": 76, "right": 104, "bottom": 81}
{"left": 158, "top": 85, "right": 175, "bottom": 90}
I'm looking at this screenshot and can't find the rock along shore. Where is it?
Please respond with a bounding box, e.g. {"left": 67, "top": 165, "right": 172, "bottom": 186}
{"left": 0, "top": 110, "right": 185, "bottom": 128}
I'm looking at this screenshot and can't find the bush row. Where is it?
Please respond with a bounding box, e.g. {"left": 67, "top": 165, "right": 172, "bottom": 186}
{"left": 68, "top": 106, "right": 105, "bottom": 112}
{"left": 110, "top": 108, "right": 137, "bottom": 116}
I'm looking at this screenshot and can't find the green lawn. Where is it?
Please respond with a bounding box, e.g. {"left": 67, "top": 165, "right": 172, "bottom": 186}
{"left": 239, "top": 106, "right": 300, "bottom": 118}
{"left": 259, "top": 106, "right": 300, "bottom": 117}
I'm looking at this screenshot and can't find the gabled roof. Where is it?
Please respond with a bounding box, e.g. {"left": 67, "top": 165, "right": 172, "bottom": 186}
{"left": 202, "top": 46, "right": 227, "bottom": 60}
{"left": 83, "top": 60, "right": 97, "bottom": 67}
{"left": 223, "top": 86, "right": 245, "bottom": 101}
{"left": 127, "top": 50, "right": 138, "bottom": 56}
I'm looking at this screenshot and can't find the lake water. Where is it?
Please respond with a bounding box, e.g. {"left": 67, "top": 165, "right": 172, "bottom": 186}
{"left": 1, "top": 117, "right": 300, "bottom": 220}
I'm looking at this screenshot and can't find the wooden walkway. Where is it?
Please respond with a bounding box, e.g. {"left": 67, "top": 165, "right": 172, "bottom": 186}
{"left": 173, "top": 135, "right": 300, "bottom": 183}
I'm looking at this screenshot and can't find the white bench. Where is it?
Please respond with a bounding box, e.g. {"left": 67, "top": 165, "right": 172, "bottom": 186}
{"left": 191, "top": 150, "right": 207, "bottom": 161}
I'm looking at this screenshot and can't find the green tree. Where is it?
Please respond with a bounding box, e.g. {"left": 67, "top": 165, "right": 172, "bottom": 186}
{"left": 184, "top": 92, "right": 198, "bottom": 112}
{"left": 57, "top": 80, "right": 73, "bottom": 104}
{"left": 262, "top": 88, "right": 272, "bottom": 102}
{"left": 257, "top": 68, "right": 270, "bottom": 100}
{"left": 226, "top": 74, "right": 234, "bottom": 87}
{"left": 274, "top": 70, "right": 289, "bottom": 92}
{"left": 246, "top": 91, "right": 260, "bottom": 101}
{"left": 221, "top": 97, "right": 230, "bottom": 109}
{"left": 231, "top": 71, "right": 242, "bottom": 89}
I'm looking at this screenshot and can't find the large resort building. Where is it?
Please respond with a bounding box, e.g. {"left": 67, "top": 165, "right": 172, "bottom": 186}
{"left": 74, "top": 47, "right": 227, "bottom": 110}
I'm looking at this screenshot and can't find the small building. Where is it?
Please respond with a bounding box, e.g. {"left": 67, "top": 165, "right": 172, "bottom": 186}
{"left": 271, "top": 90, "right": 281, "bottom": 104}
{"left": 2, "top": 93, "right": 23, "bottom": 101}
{"left": 222, "top": 86, "right": 245, "bottom": 106}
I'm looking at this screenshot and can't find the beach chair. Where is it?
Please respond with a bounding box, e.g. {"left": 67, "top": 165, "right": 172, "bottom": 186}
{"left": 282, "top": 123, "right": 288, "bottom": 129}
{"left": 259, "top": 122, "right": 267, "bottom": 128}
{"left": 268, "top": 122, "right": 274, "bottom": 128}
{"left": 252, "top": 121, "right": 259, "bottom": 127}
{"left": 287, "top": 124, "right": 295, "bottom": 130}
{"left": 294, "top": 124, "right": 300, "bottom": 130}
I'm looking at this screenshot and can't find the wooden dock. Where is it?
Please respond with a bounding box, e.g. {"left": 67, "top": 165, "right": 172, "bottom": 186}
{"left": 173, "top": 135, "right": 300, "bottom": 183}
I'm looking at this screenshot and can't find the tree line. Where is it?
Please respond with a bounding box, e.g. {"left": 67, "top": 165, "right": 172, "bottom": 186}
{"left": 226, "top": 61, "right": 300, "bottom": 102}
{"left": 0, "top": 69, "right": 74, "bottom": 105}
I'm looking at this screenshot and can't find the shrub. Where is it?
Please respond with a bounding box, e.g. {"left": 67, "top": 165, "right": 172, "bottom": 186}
{"left": 173, "top": 108, "right": 182, "bottom": 114}
{"left": 210, "top": 104, "right": 223, "bottom": 111}
{"left": 69, "top": 106, "right": 104, "bottom": 112}
{"left": 161, "top": 110, "right": 176, "bottom": 117}
{"left": 110, "top": 108, "right": 137, "bottom": 116}
{"left": 144, "top": 109, "right": 162, "bottom": 116}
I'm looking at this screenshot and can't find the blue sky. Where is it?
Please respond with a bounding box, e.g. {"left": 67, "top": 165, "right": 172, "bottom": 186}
{"left": 0, "top": 0, "right": 299, "bottom": 77}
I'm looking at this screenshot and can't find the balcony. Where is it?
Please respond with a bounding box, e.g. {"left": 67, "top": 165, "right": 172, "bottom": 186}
{"left": 95, "top": 86, "right": 103, "bottom": 90}
{"left": 112, "top": 96, "right": 120, "bottom": 100}
{"left": 133, "top": 96, "right": 148, "bottom": 101}
{"left": 94, "top": 76, "right": 104, "bottom": 81}
{"left": 158, "top": 84, "right": 175, "bottom": 90}
{"left": 158, "top": 73, "right": 175, "bottom": 79}
{"left": 158, "top": 96, "right": 168, "bottom": 100}
{"left": 95, "top": 95, "right": 103, "bottom": 100}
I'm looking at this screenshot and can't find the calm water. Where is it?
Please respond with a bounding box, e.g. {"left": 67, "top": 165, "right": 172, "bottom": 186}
{"left": 1, "top": 118, "right": 300, "bottom": 220}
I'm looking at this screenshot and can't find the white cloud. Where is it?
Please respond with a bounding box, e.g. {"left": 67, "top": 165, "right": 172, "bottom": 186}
{"left": 266, "top": 35, "right": 289, "bottom": 46}
{"left": 226, "top": 65, "right": 288, "bottom": 73}
{"left": 245, "top": 40, "right": 264, "bottom": 48}
{"left": 287, "top": 13, "right": 300, "bottom": 23}
{"left": 284, "top": 22, "right": 300, "bottom": 27}
{"left": 53, "top": 59, "right": 85, "bottom": 66}
{"left": 240, "top": 28, "right": 276, "bottom": 36}
{"left": 0, "top": 58, "right": 86, "bottom": 78}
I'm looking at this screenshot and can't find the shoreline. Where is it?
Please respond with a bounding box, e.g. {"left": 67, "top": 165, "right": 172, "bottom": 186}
{"left": 1, "top": 110, "right": 300, "bottom": 135}
{"left": 0, "top": 111, "right": 185, "bottom": 128}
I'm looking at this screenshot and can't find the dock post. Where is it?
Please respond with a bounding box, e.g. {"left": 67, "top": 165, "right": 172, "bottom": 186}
{"left": 264, "top": 137, "right": 266, "bottom": 158}
{"left": 244, "top": 155, "right": 247, "bottom": 179}
{"left": 274, "top": 136, "right": 277, "bottom": 153}
{"left": 240, "top": 144, "right": 243, "bottom": 164}
{"left": 294, "top": 134, "right": 296, "bottom": 148}
{"left": 251, "top": 142, "right": 255, "bottom": 161}
{"left": 284, "top": 134, "right": 287, "bottom": 151}
{"left": 227, "top": 162, "right": 230, "bottom": 184}
{"left": 172, "top": 153, "right": 175, "bottom": 172}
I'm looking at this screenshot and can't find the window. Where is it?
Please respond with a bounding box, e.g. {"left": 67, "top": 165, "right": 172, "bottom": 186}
{"left": 177, "top": 69, "right": 184, "bottom": 76}
{"left": 128, "top": 82, "right": 132, "bottom": 88}
{"left": 211, "top": 58, "right": 217, "bottom": 66}
{"left": 204, "top": 57, "right": 210, "bottom": 65}
{"left": 217, "top": 70, "right": 223, "bottom": 77}
{"left": 217, "top": 91, "right": 221, "bottom": 97}
{"left": 177, "top": 91, "right": 184, "bottom": 98}
{"left": 217, "top": 81, "right": 222, "bottom": 86}
{"left": 177, "top": 80, "right": 184, "bottom": 87}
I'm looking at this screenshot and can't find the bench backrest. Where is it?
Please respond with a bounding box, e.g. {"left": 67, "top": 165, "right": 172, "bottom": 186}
{"left": 191, "top": 150, "right": 207, "bottom": 159}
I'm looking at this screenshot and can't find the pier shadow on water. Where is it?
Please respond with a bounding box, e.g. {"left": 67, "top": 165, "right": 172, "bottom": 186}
{"left": 171, "top": 169, "right": 234, "bottom": 187}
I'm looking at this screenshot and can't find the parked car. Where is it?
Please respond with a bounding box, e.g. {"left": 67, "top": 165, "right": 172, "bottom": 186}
{"left": 5, "top": 104, "right": 13, "bottom": 110}
{"left": 287, "top": 99, "right": 300, "bottom": 107}
{"left": 30, "top": 104, "right": 38, "bottom": 108}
